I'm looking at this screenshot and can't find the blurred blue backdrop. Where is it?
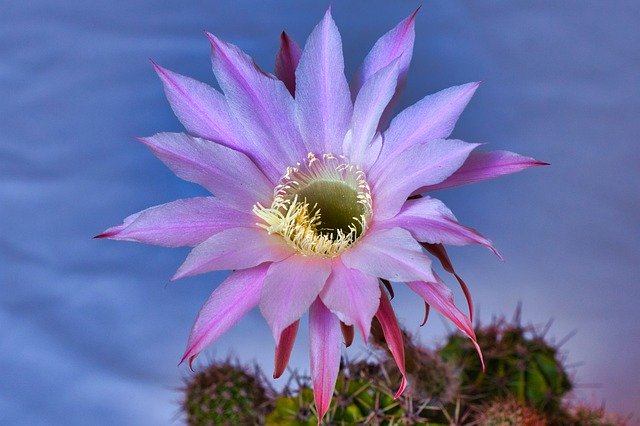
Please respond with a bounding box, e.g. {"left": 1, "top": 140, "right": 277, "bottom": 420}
{"left": 1, "top": 0, "right": 639, "bottom": 424}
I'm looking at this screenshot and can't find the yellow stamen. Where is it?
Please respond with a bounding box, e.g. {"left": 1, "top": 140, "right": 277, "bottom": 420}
{"left": 253, "top": 153, "right": 372, "bottom": 257}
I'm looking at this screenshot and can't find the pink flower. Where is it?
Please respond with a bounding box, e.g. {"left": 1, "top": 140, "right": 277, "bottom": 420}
{"left": 97, "top": 9, "right": 545, "bottom": 422}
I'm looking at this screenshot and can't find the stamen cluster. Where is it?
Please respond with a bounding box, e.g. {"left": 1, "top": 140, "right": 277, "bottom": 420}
{"left": 254, "top": 153, "right": 372, "bottom": 256}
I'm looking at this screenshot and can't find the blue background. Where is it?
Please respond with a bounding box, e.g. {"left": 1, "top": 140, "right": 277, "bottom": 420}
{"left": 2, "top": 1, "right": 639, "bottom": 424}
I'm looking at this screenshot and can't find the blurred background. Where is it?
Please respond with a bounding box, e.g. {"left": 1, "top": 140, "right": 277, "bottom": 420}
{"left": 1, "top": 0, "right": 639, "bottom": 424}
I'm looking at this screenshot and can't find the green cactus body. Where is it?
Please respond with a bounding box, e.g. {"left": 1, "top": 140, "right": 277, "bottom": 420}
{"left": 183, "top": 362, "right": 269, "bottom": 425}
{"left": 439, "top": 320, "right": 572, "bottom": 416}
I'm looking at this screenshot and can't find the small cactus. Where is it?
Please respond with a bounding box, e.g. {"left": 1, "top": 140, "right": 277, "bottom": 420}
{"left": 183, "top": 360, "right": 269, "bottom": 425}
{"left": 566, "top": 402, "right": 629, "bottom": 426}
{"left": 473, "top": 398, "right": 548, "bottom": 426}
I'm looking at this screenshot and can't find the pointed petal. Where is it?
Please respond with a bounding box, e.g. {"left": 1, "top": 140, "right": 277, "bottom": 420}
{"left": 352, "top": 9, "right": 418, "bottom": 130}
{"left": 207, "top": 33, "right": 305, "bottom": 180}
{"left": 273, "top": 320, "right": 299, "bottom": 379}
{"left": 295, "top": 9, "right": 353, "bottom": 153}
{"left": 375, "top": 289, "right": 406, "bottom": 398}
{"left": 180, "top": 263, "right": 270, "bottom": 367}
{"left": 407, "top": 276, "right": 483, "bottom": 368}
{"left": 320, "top": 259, "right": 381, "bottom": 341}
{"left": 344, "top": 59, "right": 400, "bottom": 164}
{"left": 97, "top": 197, "right": 254, "bottom": 247}
{"left": 275, "top": 32, "right": 302, "bottom": 95}
{"left": 139, "top": 133, "right": 272, "bottom": 210}
{"left": 420, "top": 301, "right": 431, "bottom": 327}
{"left": 380, "top": 196, "right": 500, "bottom": 256}
{"left": 341, "top": 227, "right": 436, "bottom": 283}
{"left": 173, "top": 228, "right": 293, "bottom": 280}
{"left": 260, "top": 256, "right": 331, "bottom": 342}
{"left": 370, "top": 139, "right": 479, "bottom": 220}
{"left": 422, "top": 242, "right": 475, "bottom": 322}
{"left": 152, "top": 63, "right": 252, "bottom": 155}
{"left": 309, "top": 298, "right": 342, "bottom": 422}
{"left": 377, "top": 82, "right": 480, "bottom": 170}
{"left": 419, "top": 150, "right": 549, "bottom": 192}
{"left": 340, "top": 322, "right": 355, "bottom": 347}
{"left": 381, "top": 279, "right": 395, "bottom": 300}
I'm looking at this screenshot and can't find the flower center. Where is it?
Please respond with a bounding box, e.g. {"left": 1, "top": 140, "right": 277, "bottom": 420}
{"left": 253, "top": 153, "right": 372, "bottom": 257}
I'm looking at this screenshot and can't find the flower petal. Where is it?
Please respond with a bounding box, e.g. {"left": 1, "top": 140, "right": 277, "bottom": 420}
{"left": 407, "top": 276, "right": 483, "bottom": 368}
{"left": 138, "top": 133, "right": 272, "bottom": 210}
{"left": 207, "top": 32, "right": 305, "bottom": 180}
{"left": 96, "top": 197, "right": 254, "bottom": 247}
{"left": 273, "top": 320, "right": 299, "bottom": 379}
{"left": 342, "top": 227, "right": 436, "bottom": 283}
{"left": 295, "top": 9, "right": 353, "bottom": 153}
{"left": 172, "top": 228, "right": 293, "bottom": 280}
{"left": 340, "top": 322, "right": 355, "bottom": 347}
{"left": 351, "top": 9, "right": 418, "bottom": 130}
{"left": 260, "top": 256, "right": 331, "bottom": 342}
{"left": 344, "top": 59, "right": 400, "bottom": 165}
{"left": 275, "top": 32, "right": 302, "bottom": 96}
{"left": 418, "top": 150, "right": 549, "bottom": 192}
{"left": 379, "top": 196, "right": 499, "bottom": 256}
{"left": 370, "top": 139, "right": 479, "bottom": 220}
{"left": 375, "top": 289, "right": 406, "bottom": 398}
{"left": 180, "top": 263, "right": 270, "bottom": 368}
{"left": 320, "top": 259, "right": 381, "bottom": 341}
{"left": 152, "top": 63, "right": 251, "bottom": 155}
{"left": 309, "top": 298, "right": 342, "bottom": 422}
{"left": 376, "top": 82, "right": 480, "bottom": 171}
{"left": 422, "top": 243, "right": 475, "bottom": 322}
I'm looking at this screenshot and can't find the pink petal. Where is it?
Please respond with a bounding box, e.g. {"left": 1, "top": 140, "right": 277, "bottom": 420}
{"left": 375, "top": 289, "right": 407, "bottom": 398}
{"left": 351, "top": 9, "right": 418, "bottom": 130}
{"left": 274, "top": 32, "right": 302, "bottom": 96}
{"left": 370, "top": 139, "right": 479, "bottom": 220}
{"left": 138, "top": 133, "right": 272, "bottom": 210}
{"left": 273, "top": 320, "right": 299, "bottom": 379}
{"left": 344, "top": 59, "right": 400, "bottom": 165}
{"left": 96, "top": 197, "right": 254, "bottom": 247}
{"left": 376, "top": 82, "right": 480, "bottom": 171}
{"left": 422, "top": 243, "right": 475, "bottom": 322}
{"left": 206, "top": 33, "right": 305, "bottom": 180}
{"left": 152, "top": 63, "right": 252, "bottom": 156}
{"left": 379, "top": 196, "right": 500, "bottom": 256}
{"left": 180, "top": 263, "right": 270, "bottom": 368}
{"left": 172, "top": 228, "right": 293, "bottom": 280}
{"left": 341, "top": 227, "right": 436, "bottom": 283}
{"left": 319, "top": 259, "right": 381, "bottom": 341}
{"left": 295, "top": 9, "right": 353, "bottom": 154}
{"left": 407, "top": 276, "right": 484, "bottom": 368}
{"left": 260, "top": 256, "right": 331, "bottom": 342}
{"left": 309, "top": 298, "right": 342, "bottom": 422}
{"left": 418, "top": 150, "right": 549, "bottom": 192}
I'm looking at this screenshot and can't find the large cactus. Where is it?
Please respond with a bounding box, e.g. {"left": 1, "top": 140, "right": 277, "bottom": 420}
{"left": 439, "top": 315, "right": 572, "bottom": 415}
{"left": 183, "top": 361, "right": 270, "bottom": 425}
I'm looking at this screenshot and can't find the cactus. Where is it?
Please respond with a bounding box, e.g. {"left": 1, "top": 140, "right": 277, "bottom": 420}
{"left": 565, "top": 402, "right": 629, "bottom": 426}
{"left": 183, "top": 361, "right": 270, "bottom": 425}
{"left": 473, "top": 398, "right": 548, "bottom": 426}
{"left": 265, "top": 366, "right": 408, "bottom": 425}
{"left": 439, "top": 313, "right": 572, "bottom": 416}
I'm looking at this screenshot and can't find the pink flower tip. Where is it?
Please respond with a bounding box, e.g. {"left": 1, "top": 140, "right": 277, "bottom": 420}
{"left": 179, "top": 351, "right": 197, "bottom": 372}
{"left": 93, "top": 232, "right": 114, "bottom": 239}
{"left": 393, "top": 375, "right": 407, "bottom": 399}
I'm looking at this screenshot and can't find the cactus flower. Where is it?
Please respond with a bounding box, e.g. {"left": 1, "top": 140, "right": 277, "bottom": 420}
{"left": 97, "top": 8, "right": 545, "bottom": 423}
